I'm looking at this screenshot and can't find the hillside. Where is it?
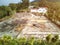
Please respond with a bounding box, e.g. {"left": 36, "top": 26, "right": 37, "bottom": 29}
{"left": 34, "top": 0, "right": 60, "bottom": 2}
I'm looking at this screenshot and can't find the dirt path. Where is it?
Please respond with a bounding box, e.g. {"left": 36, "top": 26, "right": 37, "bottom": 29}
{"left": 17, "top": 13, "right": 60, "bottom": 39}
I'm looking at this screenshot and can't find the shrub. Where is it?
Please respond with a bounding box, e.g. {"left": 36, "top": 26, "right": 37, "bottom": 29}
{"left": 0, "top": 6, "right": 13, "bottom": 19}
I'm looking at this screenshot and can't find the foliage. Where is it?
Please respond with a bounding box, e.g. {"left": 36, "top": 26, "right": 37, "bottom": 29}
{"left": 32, "top": 0, "right": 60, "bottom": 26}
{"left": 0, "top": 0, "right": 29, "bottom": 20}
{"left": 16, "top": 0, "right": 29, "bottom": 12}
{"left": 0, "top": 6, "right": 13, "bottom": 19}
{"left": 0, "top": 35, "right": 59, "bottom": 45}
{"left": 9, "top": 3, "right": 17, "bottom": 10}
{"left": 46, "top": 34, "right": 52, "bottom": 43}
{"left": 22, "top": 0, "right": 29, "bottom": 8}
{"left": 46, "top": 2, "right": 60, "bottom": 26}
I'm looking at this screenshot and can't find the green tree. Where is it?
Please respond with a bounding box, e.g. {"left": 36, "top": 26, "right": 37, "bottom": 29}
{"left": 0, "top": 6, "right": 12, "bottom": 19}
{"left": 9, "top": 3, "right": 17, "bottom": 10}
{"left": 38, "top": 0, "right": 47, "bottom": 7}
{"left": 22, "top": 0, "right": 29, "bottom": 8}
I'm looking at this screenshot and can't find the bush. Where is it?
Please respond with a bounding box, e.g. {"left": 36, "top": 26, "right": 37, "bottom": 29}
{"left": 0, "top": 35, "right": 59, "bottom": 45}
{"left": 0, "top": 6, "right": 13, "bottom": 19}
